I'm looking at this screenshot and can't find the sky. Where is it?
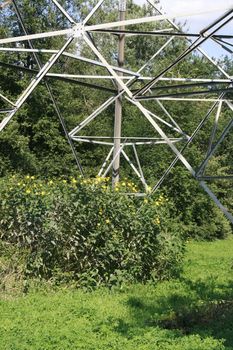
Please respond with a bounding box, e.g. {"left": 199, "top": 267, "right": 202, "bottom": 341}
{"left": 133, "top": 0, "right": 233, "bottom": 58}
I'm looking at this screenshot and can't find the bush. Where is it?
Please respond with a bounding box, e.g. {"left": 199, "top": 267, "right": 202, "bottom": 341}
{"left": 179, "top": 195, "right": 232, "bottom": 241}
{"left": 164, "top": 167, "right": 232, "bottom": 241}
{"left": 190, "top": 205, "right": 232, "bottom": 240}
{"left": 0, "top": 240, "right": 27, "bottom": 295}
{"left": 0, "top": 175, "right": 184, "bottom": 287}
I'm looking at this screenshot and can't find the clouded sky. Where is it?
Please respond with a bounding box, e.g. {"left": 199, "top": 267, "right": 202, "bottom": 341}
{"left": 133, "top": 0, "right": 233, "bottom": 57}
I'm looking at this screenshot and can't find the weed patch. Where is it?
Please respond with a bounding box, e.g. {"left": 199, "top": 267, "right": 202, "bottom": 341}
{"left": 0, "top": 238, "right": 233, "bottom": 349}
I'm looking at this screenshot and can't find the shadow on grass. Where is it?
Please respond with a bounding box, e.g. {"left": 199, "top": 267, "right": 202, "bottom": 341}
{"left": 124, "top": 278, "right": 233, "bottom": 347}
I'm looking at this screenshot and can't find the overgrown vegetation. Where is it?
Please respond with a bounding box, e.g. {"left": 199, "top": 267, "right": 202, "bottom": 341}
{"left": 0, "top": 1, "right": 233, "bottom": 348}
{"left": 0, "top": 175, "right": 185, "bottom": 286}
{"left": 1, "top": 238, "right": 233, "bottom": 349}
{"left": 0, "top": 0, "right": 232, "bottom": 240}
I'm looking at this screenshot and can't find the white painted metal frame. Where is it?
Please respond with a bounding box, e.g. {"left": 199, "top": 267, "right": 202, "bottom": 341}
{"left": 0, "top": 0, "right": 233, "bottom": 222}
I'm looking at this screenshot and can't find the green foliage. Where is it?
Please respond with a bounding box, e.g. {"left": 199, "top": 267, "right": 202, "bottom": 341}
{"left": 163, "top": 167, "right": 232, "bottom": 240}
{"left": 0, "top": 0, "right": 232, "bottom": 242}
{"left": 1, "top": 238, "right": 233, "bottom": 349}
{"left": 0, "top": 240, "right": 28, "bottom": 296}
{"left": 0, "top": 175, "right": 184, "bottom": 286}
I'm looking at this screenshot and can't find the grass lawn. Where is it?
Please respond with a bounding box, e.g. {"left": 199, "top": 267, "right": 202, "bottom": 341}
{"left": 0, "top": 238, "right": 233, "bottom": 350}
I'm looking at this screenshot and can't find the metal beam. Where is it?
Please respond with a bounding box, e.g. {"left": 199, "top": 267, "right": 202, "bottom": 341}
{"left": 0, "top": 0, "right": 232, "bottom": 223}
{"left": 0, "top": 28, "right": 73, "bottom": 45}
{"left": 0, "top": 36, "right": 74, "bottom": 131}
{"left": 85, "top": 6, "right": 233, "bottom": 31}
{"left": 134, "top": 10, "right": 233, "bottom": 96}
{"left": 51, "top": 0, "right": 76, "bottom": 24}
{"left": 112, "top": 1, "right": 126, "bottom": 186}
{"left": 0, "top": 61, "right": 116, "bottom": 93}
{"left": 12, "top": 0, "right": 83, "bottom": 175}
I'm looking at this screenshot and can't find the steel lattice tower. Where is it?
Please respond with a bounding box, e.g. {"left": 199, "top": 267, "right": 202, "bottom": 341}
{"left": 0, "top": 0, "right": 233, "bottom": 222}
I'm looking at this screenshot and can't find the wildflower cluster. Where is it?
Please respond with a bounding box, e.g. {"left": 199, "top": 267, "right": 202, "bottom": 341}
{"left": 15, "top": 175, "right": 50, "bottom": 197}
{"left": 0, "top": 175, "right": 184, "bottom": 287}
{"left": 113, "top": 179, "right": 138, "bottom": 193}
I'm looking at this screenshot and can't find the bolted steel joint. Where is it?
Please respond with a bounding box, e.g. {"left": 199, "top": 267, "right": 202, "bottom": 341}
{"left": 73, "top": 23, "right": 84, "bottom": 38}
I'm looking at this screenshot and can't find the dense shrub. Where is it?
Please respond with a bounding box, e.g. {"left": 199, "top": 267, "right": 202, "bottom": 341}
{"left": 0, "top": 175, "right": 184, "bottom": 287}
{"left": 176, "top": 193, "right": 232, "bottom": 241}
{"left": 189, "top": 206, "right": 232, "bottom": 241}
{"left": 164, "top": 169, "right": 232, "bottom": 241}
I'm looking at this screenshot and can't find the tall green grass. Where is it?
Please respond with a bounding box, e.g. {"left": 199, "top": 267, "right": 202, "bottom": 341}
{"left": 0, "top": 238, "right": 233, "bottom": 350}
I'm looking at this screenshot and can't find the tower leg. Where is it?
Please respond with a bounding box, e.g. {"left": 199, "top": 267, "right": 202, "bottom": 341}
{"left": 112, "top": 0, "right": 126, "bottom": 186}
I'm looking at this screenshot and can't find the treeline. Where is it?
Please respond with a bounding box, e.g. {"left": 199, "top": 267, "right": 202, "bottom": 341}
{"left": 0, "top": 0, "right": 232, "bottom": 240}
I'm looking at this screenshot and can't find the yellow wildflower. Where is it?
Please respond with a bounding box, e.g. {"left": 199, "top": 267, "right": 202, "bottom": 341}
{"left": 25, "top": 175, "right": 30, "bottom": 180}
{"left": 159, "top": 195, "right": 164, "bottom": 203}
{"left": 144, "top": 198, "right": 148, "bottom": 204}
{"left": 154, "top": 218, "right": 160, "bottom": 225}
{"left": 41, "top": 191, "right": 46, "bottom": 196}
{"left": 105, "top": 219, "right": 110, "bottom": 224}
{"left": 31, "top": 176, "right": 35, "bottom": 180}
{"left": 25, "top": 189, "right": 31, "bottom": 194}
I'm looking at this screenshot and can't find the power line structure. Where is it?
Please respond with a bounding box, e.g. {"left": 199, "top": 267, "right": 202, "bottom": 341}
{"left": 0, "top": 0, "right": 233, "bottom": 222}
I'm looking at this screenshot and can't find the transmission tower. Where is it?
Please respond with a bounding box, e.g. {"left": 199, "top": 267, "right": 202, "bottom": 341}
{"left": 0, "top": 0, "right": 233, "bottom": 223}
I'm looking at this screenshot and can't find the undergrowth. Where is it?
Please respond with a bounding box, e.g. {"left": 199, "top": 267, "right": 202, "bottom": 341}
{"left": 0, "top": 238, "right": 233, "bottom": 349}
{"left": 0, "top": 175, "right": 184, "bottom": 287}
